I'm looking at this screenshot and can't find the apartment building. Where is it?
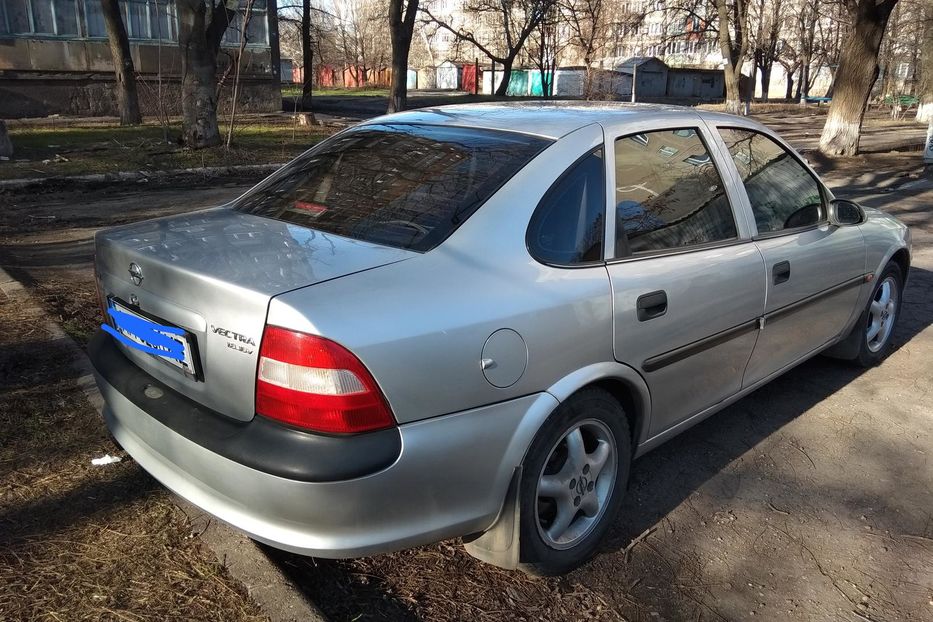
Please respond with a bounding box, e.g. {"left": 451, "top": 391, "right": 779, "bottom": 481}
{"left": 0, "top": 0, "right": 281, "bottom": 118}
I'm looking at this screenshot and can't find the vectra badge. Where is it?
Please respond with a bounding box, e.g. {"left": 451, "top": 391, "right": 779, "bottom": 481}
{"left": 211, "top": 325, "right": 256, "bottom": 354}
{"left": 128, "top": 262, "right": 143, "bottom": 286}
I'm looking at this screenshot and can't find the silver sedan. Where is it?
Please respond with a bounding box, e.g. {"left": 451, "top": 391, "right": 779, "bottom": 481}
{"left": 90, "top": 103, "right": 910, "bottom": 576}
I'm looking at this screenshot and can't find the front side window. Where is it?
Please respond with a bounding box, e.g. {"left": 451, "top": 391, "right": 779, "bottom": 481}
{"left": 718, "top": 128, "right": 825, "bottom": 234}
{"left": 527, "top": 149, "right": 605, "bottom": 265}
{"left": 234, "top": 124, "right": 550, "bottom": 252}
{"left": 614, "top": 128, "right": 737, "bottom": 255}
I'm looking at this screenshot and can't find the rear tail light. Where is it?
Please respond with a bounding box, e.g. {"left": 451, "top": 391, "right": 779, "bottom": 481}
{"left": 255, "top": 326, "right": 396, "bottom": 434}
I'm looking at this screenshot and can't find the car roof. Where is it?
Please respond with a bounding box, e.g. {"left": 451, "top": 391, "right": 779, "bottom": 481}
{"left": 363, "top": 101, "right": 769, "bottom": 140}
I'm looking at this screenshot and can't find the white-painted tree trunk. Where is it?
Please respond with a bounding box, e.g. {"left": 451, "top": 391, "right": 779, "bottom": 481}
{"left": 924, "top": 119, "right": 933, "bottom": 165}
{"left": 918, "top": 102, "right": 933, "bottom": 124}
{"left": 818, "top": 0, "right": 897, "bottom": 157}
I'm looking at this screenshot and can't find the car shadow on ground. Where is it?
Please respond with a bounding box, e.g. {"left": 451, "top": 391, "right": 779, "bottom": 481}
{"left": 599, "top": 264, "right": 933, "bottom": 552}
{"left": 268, "top": 266, "right": 932, "bottom": 621}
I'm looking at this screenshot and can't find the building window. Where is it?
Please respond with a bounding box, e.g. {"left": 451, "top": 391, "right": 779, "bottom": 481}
{"left": 2, "top": 0, "right": 81, "bottom": 36}
{"left": 222, "top": 0, "right": 268, "bottom": 46}
{"left": 1, "top": 0, "right": 267, "bottom": 47}
{"left": 84, "top": 0, "right": 177, "bottom": 40}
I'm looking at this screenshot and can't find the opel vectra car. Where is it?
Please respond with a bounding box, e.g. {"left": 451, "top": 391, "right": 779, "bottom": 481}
{"left": 89, "top": 103, "right": 911, "bottom": 576}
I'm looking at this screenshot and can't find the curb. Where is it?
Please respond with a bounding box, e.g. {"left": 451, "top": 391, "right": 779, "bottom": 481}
{"left": 0, "top": 265, "right": 327, "bottom": 622}
{"left": 0, "top": 163, "right": 285, "bottom": 192}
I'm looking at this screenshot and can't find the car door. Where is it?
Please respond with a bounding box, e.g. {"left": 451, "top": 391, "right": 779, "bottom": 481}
{"left": 711, "top": 127, "right": 867, "bottom": 386}
{"left": 604, "top": 121, "right": 766, "bottom": 438}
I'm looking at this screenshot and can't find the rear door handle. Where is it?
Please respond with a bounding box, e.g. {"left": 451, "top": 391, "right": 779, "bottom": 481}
{"left": 773, "top": 260, "right": 791, "bottom": 285}
{"left": 637, "top": 290, "right": 668, "bottom": 321}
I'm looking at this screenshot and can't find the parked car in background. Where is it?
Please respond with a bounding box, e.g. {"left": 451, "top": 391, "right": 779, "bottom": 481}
{"left": 89, "top": 103, "right": 910, "bottom": 575}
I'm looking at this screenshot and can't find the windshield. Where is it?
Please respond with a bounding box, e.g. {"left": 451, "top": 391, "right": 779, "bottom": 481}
{"left": 232, "top": 123, "right": 551, "bottom": 252}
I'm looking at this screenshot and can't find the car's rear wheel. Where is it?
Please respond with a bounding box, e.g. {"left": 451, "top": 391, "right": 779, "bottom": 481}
{"left": 853, "top": 262, "right": 904, "bottom": 367}
{"left": 518, "top": 388, "right": 631, "bottom": 576}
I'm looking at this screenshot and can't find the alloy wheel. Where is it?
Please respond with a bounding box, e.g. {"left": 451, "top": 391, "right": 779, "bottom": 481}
{"left": 866, "top": 276, "right": 899, "bottom": 353}
{"left": 534, "top": 419, "right": 617, "bottom": 550}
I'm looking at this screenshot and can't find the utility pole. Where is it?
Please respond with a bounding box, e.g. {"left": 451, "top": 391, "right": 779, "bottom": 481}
{"left": 631, "top": 62, "right": 637, "bottom": 103}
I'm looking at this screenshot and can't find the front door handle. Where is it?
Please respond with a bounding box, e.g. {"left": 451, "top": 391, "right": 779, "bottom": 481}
{"left": 637, "top": 290, "right": 668, "bottom": 321}
{"left": 773, "top": 260, "right": 791, "bottom": 285}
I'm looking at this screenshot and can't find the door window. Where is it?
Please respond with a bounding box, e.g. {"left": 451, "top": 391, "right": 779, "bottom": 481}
{"left": 527, "top": 149, "right": 606, "bottom": 265}
{"left": 614, "top": 128, "right": 737, "bottom": 255}
{"left": 718, "top": 128, "right": 825, "bottom": 234}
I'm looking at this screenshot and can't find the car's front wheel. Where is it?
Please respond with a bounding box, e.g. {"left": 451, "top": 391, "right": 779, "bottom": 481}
{"left": 518, "top": 388, "right": 631, "bottom": 576}
{"left": 854, "top": 262, "right": 904, "bottom": 367}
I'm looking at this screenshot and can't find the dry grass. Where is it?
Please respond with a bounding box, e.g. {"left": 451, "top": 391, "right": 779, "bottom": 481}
{"left": 0, "top": 290, "right": 267, "bottom": 622}
{"left": 1, "top": 116, "right": 334, "bottom": 181}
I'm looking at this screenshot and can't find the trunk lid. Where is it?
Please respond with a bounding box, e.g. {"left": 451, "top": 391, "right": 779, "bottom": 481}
{"left": 95, "top": 207, "right": 414, "bottom": 421}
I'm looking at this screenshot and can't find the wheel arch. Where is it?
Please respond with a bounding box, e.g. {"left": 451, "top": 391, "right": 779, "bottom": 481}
{"left": 544, "top": 361, "right": 652, "bottom": 455}
{"left": 463, "top": 362, "right": 651, "bottom": 570}
{"left": 889, "top": 247, "right": 911, "bottom": 282}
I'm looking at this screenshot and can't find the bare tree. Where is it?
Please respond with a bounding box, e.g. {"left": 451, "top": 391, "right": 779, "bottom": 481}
{"left": 528, "top": 3, "right": 564, "bottom": 97}
{"left": 559, "top": 0, "right": 604, "bottom": 95}
{"left": 303, "top": 0, "right": 314, "bottom": 104}
{"left": 714, "top": 0, "right": 751, "bottom": 114}
{"left": 916, "top": 0, "right": 932, "bottom": 122}
{"left": 331, "top": 0, "right": 391, "bottom": 87}
{"left": 279, "top": 1, "right": 340, "bottom": 96}
{"left": 388, "top": 0, "right": 420, "bottom": 112}
{"left": 100, "top": 0, "right": 142, "bottom": 125}
{"left": 422, "top": 0, "right": 557, "bottom": 96}
{"left": 226, "top": 0, "right": 255, "bottom": 147}
{"left": 176, "top": 0, "right": 235, "bottom": 148}
{"left": 818, "top": 0, "right": 900, "bottom": 156}
{"left": 751, "top": 0, "right": 783, "bottom": 101}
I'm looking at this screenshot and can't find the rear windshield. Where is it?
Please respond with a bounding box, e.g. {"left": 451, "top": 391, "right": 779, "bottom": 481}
{"left": 233, "top": 123, "right": 551, "bottom": 252}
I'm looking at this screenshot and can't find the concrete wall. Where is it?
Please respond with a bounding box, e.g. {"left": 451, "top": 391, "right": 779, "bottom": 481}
{"left": 0, "top": 76, "right": 280, "bottom": 118}
{"left": 667, "top": 69, "right": 724, "bottom": 100}
{"left": 0, "top": 36, "right": 279, "bottom": 118}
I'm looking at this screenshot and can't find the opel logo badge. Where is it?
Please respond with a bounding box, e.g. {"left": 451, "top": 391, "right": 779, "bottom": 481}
{"left": 576, "top": 475, "right": 588, "bottom": 497}
{"left": 128, "top": 262, "right": 143, "bottom": 286}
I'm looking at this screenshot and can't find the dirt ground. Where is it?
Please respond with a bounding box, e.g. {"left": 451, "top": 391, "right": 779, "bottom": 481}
{"left": 0, "top": 281, "right": 269, "bottom": 620}
{"left": 0, "top": 149, "right": 931, "bottom": 621}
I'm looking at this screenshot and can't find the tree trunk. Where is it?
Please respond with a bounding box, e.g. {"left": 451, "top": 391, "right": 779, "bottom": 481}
{"left": 495, "top": 58, "right": 514, "bottom": 96}
{"left": 917, "top": 1, "right": 933, "bottom": 123}
{"left": 100, "top": 0, "right": 141, "bottom": 125}
{"left": 800, "top": 60, "right": 810, "bottom": 103}
{"left": 387, "top": 0, "right": 418, "bottom": 113}
{"left": 760, "top": 63, "right": 772, "bottom": 102}
{"left": 818, "top": 0, "right": 898, "bottom": 157}
{"left": 785, "top": 69, "right": 794, "bottom": 100}
{"left": 724, "top": 66, "right": 743, "bottom": 115}
{"left": 387, "top": 38, "right": 410, "bottom": 112}
{"left": 178, "top": 0, "right": 226, "bottom": 149}
{"left": 301, "top": 0, "right": 313, "bottom": 106}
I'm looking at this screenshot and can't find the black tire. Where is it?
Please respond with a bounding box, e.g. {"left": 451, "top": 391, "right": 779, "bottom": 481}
{"left": 853, "top": 262, "right": 904, "bottom": 367}
{"left": 517, "top": 387, "right": 631, "bottom": 576}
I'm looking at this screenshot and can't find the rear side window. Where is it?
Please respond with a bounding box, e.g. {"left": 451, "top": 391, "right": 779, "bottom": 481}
{"left": 233, "top": 124, "right": 550, "bottom": 252}
{"left": 527, "top": 149, "right": 605, "bottom": 265}
{"left": 718, "top": 128, "right": 825, "bottom": 234}
{"left": 614, "top": 128, "right": 737, "bottom": 255}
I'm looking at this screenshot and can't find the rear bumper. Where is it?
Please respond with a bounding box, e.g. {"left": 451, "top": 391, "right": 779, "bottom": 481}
{"left": 89, "top": 330, "right": 558, "bottom": 558}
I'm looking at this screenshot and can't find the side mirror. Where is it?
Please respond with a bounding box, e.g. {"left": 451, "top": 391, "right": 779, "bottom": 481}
{"left": 829, "top": 199, "right": 865, "bottom": 226}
